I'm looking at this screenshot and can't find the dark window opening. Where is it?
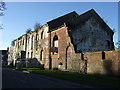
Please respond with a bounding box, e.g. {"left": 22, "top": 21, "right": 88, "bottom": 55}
{"left": 40, "top": 50, "right": 44, "bottom": 61}
{"left": 36, "top": 34, "right": 38, "bottom": 51}
{"left": 31, "top": 36, "right": 34, "bottom": 49}
{"left": 23, "top": 39, "right": 24, "bottom": 45}
{"left": 53, "top": 35, "right": 58, "bottom": 54}
{"left": 36, "top": 34, "right": 38, "bottom": 41}
{"left": 28, "top": 52, "right": 29, "bottom": 58}
{"left": 31, "top": 52, "right": 33, "bottom": 58}
{"left": 81, "top": 53, "right": 84, "bottom": 60}
{"left": 21, "top": 51, "right": 26, "bottom": 59}
{"left": 28, "top": 37, "right": 30, "bottom": 45}
{"left": 102, "top": 51, "right": 105, "bottom": 59}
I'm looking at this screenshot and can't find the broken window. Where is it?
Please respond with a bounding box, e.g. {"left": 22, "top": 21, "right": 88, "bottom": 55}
{"left": 23, "top": 39, "right": 24, "bottom": 45}
{"left": 18, "top": 42, "right": 19, "bottom": 48}
{"left": 21, "top": 51, "right": 26, "bottom": 59}
{"left": 36, "top": 34, "right": 38, "bottom": 41}
{"left": 21, "top": 40, "right": 22, "bottom": 46}
{"left": 31, "top": 36, "right": 34, "bottom": 49}
{"left": 28, "top": 52, "right": 29, "bottom": 58}
{"left": 41, "top": 31, "right": 44, "bottom": 39}
{"left": 28, "top": 37, "right": 30, "bottom": 45}
{"left": 53, "top": 35, "right": 58, "bottom": 54}
{"left": 35, "top": 34, "right": 39, "bottom": 51}
{"left": 40, "top": 50, "right": 44, "bottom": 61}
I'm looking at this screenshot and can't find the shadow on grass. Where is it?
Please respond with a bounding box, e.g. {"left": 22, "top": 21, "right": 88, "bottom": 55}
{"left": 16, "top": 68, "right": 120, "bottom": 88}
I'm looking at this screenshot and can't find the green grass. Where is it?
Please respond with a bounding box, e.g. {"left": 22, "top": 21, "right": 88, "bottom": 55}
{"left": 17, "top": 68, "right": 120, "bottom": 88}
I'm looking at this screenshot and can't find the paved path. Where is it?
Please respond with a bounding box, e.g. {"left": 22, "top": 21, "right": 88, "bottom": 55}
{"left": 2, "top": 68, "right": 97, "bottom": 88}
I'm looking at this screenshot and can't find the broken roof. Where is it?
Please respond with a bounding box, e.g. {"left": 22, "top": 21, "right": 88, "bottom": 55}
{"left": 47, "top": 9, "right": 113, "bottom": 35}
{"left": 47, "top": 11, "right": 78, "bottom": 31}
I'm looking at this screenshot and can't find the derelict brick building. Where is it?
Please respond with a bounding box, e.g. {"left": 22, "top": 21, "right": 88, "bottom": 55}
{"left": 8, "top": 9, "right": 117, "bottom": 75}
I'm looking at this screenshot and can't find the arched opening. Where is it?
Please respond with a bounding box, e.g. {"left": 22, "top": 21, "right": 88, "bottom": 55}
{"left": 66, "top": 46, "right": 72, "bottom": 70}
{"left": 36, "top": 34, "right": 38, "bottom": 41}
{"left": 53, "top": 35, "right": 58, "bottom": 54}
{"left": 40, "top": 50, "right": 44, "bottom": 61}
{"left": 41, "top": 31, "right": 44, "bottom": 39}
{"left": 23, "top": 39, "right": 24, "bottom": 45}
{"left": 35, "top": 34, "right": 38, "bottom": 50}
{"left": 31, "top": 36, "right": 34, "bottom": 49}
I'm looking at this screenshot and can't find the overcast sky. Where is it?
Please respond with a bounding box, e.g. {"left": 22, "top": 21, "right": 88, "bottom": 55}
{"left": 1, "top": 2, "right": 118, "bottom": 50}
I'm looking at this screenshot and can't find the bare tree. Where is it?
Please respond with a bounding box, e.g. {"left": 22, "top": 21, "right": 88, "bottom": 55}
{"left": 0, "top": 2, "right": 6, "bottom": 16}
{"left": 0, "top": 2, "right": 6, "bottom": 30}
{"left": 34, "top": 22, "right": 41, "bottom": 30}
{"left": 26, "top": 28, "right": 32, "bottom": 34}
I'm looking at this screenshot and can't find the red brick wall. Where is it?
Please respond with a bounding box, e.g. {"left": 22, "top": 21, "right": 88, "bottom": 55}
{"left": 84, "top": 52, "right": 103, "bottom": 74}
{"left": 80, "top": 51, "right": 119, "bottom": 76}
{"left": 104, "top": 51, "right": 120, "bottom": 75}
{"left": 50, "top": 26, "right": 69, "bottom": 69}
{"left": 49, "top": 26, "right": 120, "bottom": 76}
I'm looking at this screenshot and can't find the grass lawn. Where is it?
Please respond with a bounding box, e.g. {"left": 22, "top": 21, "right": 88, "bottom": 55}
{"left": 16, "top": 68, "right": 120, "bottom": 88}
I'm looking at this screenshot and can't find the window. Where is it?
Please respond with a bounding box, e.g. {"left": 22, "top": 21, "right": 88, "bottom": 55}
{"left": 81, "top": 53, "right": 84, "bottom": 60}
{"left": 35, "top": 34, "right": 38, "bottom": 51}
{"left": 36, "top": 34, "right": 38, "bottom": 41}
{"left": 19, "top": 41, "right": 21, "bottom": 46}
{"left": 28, "top": 52, "right": 29, "bottom": 58}
{"left": 102, "top": 51, "right": 105, "bottom": 59}
{"left": 23, "top": 39, "right": 24, "bottom": 45}
{"left": 41, "top": 31, "right": 44, "bottom": 39}
{"left": 18, "top": 42, "right": 19, "bottom": 48}
{"left": 21, "top": 40, "right": 22, "bottom": 46}
{"left": 40, "top": 50, "right": 44, "bottom": 61}
{"left": 21, "top": 51, "right": 26, "bottom": 59}
{"left": 31, "top": 36, "right": 34, "bottom": 49}
{"left": 53, "top": 35, "right": 58, "bottom": 54}
{"left": 31, "top": 52, "right": 33, "bottom": 58}
{"left": 28, "top": 37, "right": 30, "bottom": 45}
